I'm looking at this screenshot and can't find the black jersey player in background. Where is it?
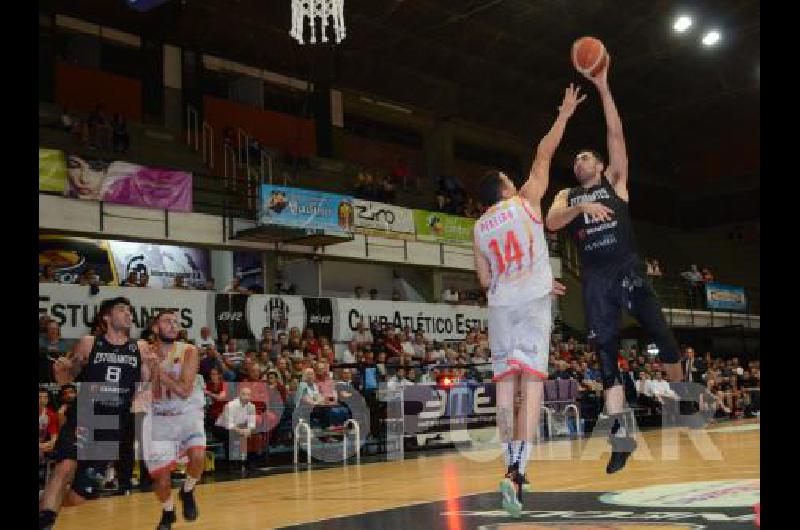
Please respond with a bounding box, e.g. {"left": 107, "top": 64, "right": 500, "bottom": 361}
{"left": 546, "top": 54, "right": 683, "bottom": 475}
{"left": 39, "top": 297, "right": 156, "bottom": 530}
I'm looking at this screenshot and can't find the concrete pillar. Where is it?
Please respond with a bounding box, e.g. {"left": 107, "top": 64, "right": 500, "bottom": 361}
{"left": 210, "top": 250, "right": 234, "bottom": 291}
{"left": 163, "top": 44, "right": 183, "bottom": 137}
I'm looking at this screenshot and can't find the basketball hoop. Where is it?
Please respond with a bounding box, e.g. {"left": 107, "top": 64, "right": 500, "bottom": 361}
{"left": 290, "top": 0, "right": 346, "bottom": 45}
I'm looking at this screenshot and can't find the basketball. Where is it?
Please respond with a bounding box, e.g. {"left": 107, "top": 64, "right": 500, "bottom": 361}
{"left": 571, "top": 36, "right": 608, "bottom": 78}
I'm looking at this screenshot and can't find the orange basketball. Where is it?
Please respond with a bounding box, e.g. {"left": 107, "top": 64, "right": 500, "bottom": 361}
{"left": 571, "top": 36, "right": 608, "bottom": 78}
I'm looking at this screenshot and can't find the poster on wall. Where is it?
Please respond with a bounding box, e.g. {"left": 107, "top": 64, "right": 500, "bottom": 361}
{"left": 108, "top": 241, "right": 210, "bottom": 289}
{"left": 64, "top": 153, "right": 192, "bottom": 211}
{"left": 233, "top": 251, "right": 264, "bottom": 293}
{"left": 39, "top": 283, "right": 212, "bottom": 340}
{"left": 245, "top": 294, "right": 307, "bottom": 339}
{"left": 215, "top": 294, "right": 254, "bottom": 341}
{"left": 303, "top": 297, "right": 334, "bottom": 340}
{"left": 39, "top": 235, "right": 117, "bottom": 285}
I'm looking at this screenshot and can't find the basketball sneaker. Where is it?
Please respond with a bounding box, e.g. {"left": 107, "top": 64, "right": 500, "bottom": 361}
{"left": 156, "top": 510, "right": 176, "bottom": 530}
{"left": 606, "top": 435, "right": 637, "bottom": 474}
{"left": 180, "top": 487, "right": 199, "bottom": 521}
{"left": 499, "top": 478, "right": 522, "bottom": 518}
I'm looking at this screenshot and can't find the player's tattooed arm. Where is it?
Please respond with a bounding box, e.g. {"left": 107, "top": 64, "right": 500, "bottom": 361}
{"left": 53, "top": 335, "right": 94, "bottom": 385}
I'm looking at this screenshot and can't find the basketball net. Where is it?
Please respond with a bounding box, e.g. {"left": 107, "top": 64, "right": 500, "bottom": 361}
{"left": 290, "top": 0, "right": 346, "bottom": 45}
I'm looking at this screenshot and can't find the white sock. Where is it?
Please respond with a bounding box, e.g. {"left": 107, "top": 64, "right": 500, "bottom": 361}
{"left": 502, "top": 442, "right": 514, "bottom": 466}
{"left": 183, "top": 476, "right": 198, "bottom": 492}
{"left": 518, "top": 441, "right": 533, "bottom": 475}
{"left": 162, "top": 498, "right": 174, "bottom": 512}
{"left": 512, "top": 440, "right": 524, "bottom": 468}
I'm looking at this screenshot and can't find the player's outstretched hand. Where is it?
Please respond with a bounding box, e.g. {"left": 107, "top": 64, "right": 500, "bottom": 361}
{"left": 579, "top": 202, "right": 614, "bottom": 223}
{"left": 551, "top": 279, "right": 566, "bottom": 297}
{"left": 558, "top": 83, "right": 588, "bottom": 118}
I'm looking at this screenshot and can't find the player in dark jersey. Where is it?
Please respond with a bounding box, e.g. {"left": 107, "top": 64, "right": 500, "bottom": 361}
{"left": 546, "top": 54, "right": 683, "bottom": 474}
{"left": 38, "top": 297, "right": 156, "bottom": 530}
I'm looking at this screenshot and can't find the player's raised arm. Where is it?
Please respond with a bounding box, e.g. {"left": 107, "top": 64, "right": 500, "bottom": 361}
{"left": 586, "top": 57, "right": 628, "bottom": 199}
{"left": 53, "top": 335, "right": 94, "bottom": 385}
{"left": 520, "top": 84, "right": 586, "bottom": 206}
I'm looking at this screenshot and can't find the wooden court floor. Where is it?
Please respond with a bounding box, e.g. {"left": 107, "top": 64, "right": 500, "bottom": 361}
{"left": 53, "top": 420, "right": 760, "bottom": 529}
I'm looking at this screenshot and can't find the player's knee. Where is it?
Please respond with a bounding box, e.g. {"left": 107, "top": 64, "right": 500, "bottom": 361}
{"left": 56, "top": 460, "right": 77, "bottom": 478}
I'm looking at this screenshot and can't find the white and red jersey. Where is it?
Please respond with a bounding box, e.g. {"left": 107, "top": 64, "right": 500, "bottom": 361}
{"left": 475, "top": 195, "right": 552, "bottom": 306}
{"left": 152, "top": 341, "right": 205, "bottom": 415}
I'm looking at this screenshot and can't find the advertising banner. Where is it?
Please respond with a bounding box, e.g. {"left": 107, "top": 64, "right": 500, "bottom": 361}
{"left": 333, "top": 299, "right": 487, "bottom": 342}
{"left": 38, "top": 284, "right": 212, "bottom": 340}
{"left": 39, "top": 148, "right": 67, "bottom": 192}
{"left": 413, "top": 210, "right": 474, "bottom": 246}
{"left": 64, "top": 153, "right": 192, "bottom": 211}
{"left": 353, "top": 199, "right": 414, "bottom": 234}
{"left": 705, "top": 283, "right": 747, "bottom": 312}
{"left": 259, "top": 185, "right": 354, "bottom": 233}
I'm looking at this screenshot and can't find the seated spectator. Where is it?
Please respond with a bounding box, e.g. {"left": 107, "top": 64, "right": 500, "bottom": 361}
{"left": 411, "top": 332, "right": 427, "bottom": 359}
{"left": 197, "top": 326, "right": 215, "bottom": 350}
{"left": 60, "top": 107, "right": 74, "bottom": 133}
{"left": 700, "top": 379, "right": 732, "bottom": 419}
{"left": 353, "top": 285, "right": 365, "bottom": 299}
{"left": 390, "top": 157, "right": 411, "bottom": 189}
{"left": 200, "top": 344, "right": 236, "bottom": 382}
{"left": 442, "top": 286, "right": 460, "bottom": 304}
{"left": 173, "top": 275, "right": 190, "bottom": 289}
{"left": 701, "top": 267, "right": 714, "bottom": 283}
{"left": 39, "top": 389, "right": 59, "bottom": 464}
{"left": 352, "top": 170, "right": 369, "bottom": 199}
{"left": 225, "top": 277, "right": 252, "bottom": 295}
{"left": 387, "top": 367, "right": 414, "bottom": 390}
{"left": 380, "top": 176, "right": 396, "bottom": 203}
{"left": 255, "top": 349, "right": 272, "bottom": 375}
{"left": 40, "top": 320, "right": 68, "bottom": 356}
{"left": 276, "top": 357, "right": 293, "bottom": 385}
{"left": 203, "top": 278, "right": 216, "bottom": 291}
{"left": 266, "top": 370, "right": 287, "bottom": 403}
{"left": 87, "top": 104, "right": 112, "bottom": 150}
{"left": 139, "top": 273, "right": 150, "bottom": 288}
{"left": 369, "top": 288, "right": 379, "bottom": 300}
{"left": 204, "top": 367, "right": 229, "bottom": 430}
{"left": 351, "top": 320, "right": 373, "bottom": 349}
{"left": 214, "top": 385, "right": 257, "bottom": 467}
{"left": 77, "top": 267, "right": 101, "bottom": 288}
{"left": 652, "top": 259, "right": 663, "bottom": 278}
{"left": 339, "top": 340, "right": 359, "bottom": 364}
{"left": 296, "top": 367, "right": 322, "bottom": 404}
{"left": 384, "top": 329, "right": 403, "bottom": 361}
{"left": 259, "top": 328, "right": 275, "bottom": 356}
{"left": 635, "top": 372, "right": 660, "bottom": 413}
{"left": 111, "top": 113, "right": 129, "bottom": 154}
{"left": 121, "top": 271, "right": 139, "bottom": 287}
{"left": 302, "top": 328, "right": 318, "bottom": 352}
{"left": 39, "top": 265, "right": 59, "bottom": 283}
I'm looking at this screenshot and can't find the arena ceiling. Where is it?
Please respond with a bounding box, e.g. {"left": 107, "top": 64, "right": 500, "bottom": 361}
{"left": 43, "top": 0, "right": 759, "bottom": 226}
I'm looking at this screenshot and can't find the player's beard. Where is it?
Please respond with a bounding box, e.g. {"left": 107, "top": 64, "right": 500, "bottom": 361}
{"left": 159, "top": 333, "right": 176, "bottom": 344}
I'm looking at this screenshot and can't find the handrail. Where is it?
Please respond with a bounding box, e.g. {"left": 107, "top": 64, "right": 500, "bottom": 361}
{"left": 293, "top": 418, "right": 312, "bottom": 465}
{"left": 186, "top": 105, "right": 199, "bottom": 150}
{"left": 342, "top": 418, "right": 361, "bottom": 464}
{"left": 202, "top": 121, "right": 214, "bottom": 168}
